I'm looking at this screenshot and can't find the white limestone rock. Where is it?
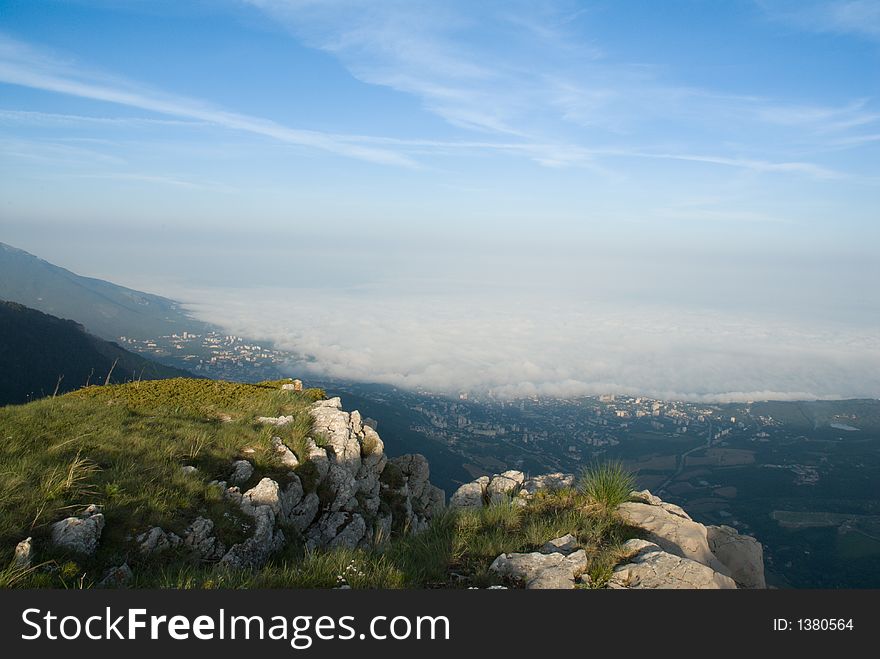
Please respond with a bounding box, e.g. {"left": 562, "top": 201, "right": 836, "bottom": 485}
{"left": 519, "top": 473, "right": 575, "bottom": 499}
{"left": 271, "top": 437, "right": 300, "bottom": 469}
{"left": 14, "top": 537, "right": 33, "bottom": 568}
{"left": 136, "top": 527, "right": 182, "bottom": 554}
{"left": 326, "top": 463, "right": 358, "bottom": 511}
{"left": 280, "top": 475, "right": 305, "bottom": 522}
{"left": 450, "top": 477, "right": 489, "bottom": 509}
{"left": 256, "top": 415, "right": 295, "bottom": 426}
{"left": 305, "top": 512, "right": 367, "bottom": 551}
{"left": 608, "top": 539, "right": 737, "bottom": 589}
{"left": 219, "top": 506, "right": 285, "bottom": 570}
{"left": 488, "top": 470, "right": 525, "bottom": 503}
{"left": 617, "top": 499, "right": 730, "bottom": 576}
{"left": 540, "top": 534, "right": 579, "bottom": 555}
{"left": 310, "top": 400, "right": 361, "bottom": 476}
{"left": 490, "top": 549, "right": 589, "bottom": 589}
{"left": 707, "top": 525, "right": 766, "bottom": 589}
{"left": 392, "top": 454, "right": 431, "bottom": 501}
{"left": 51, "top": 506, "right": 105, "bottom": 555}
{"left": 241, "top": 478, "right": 282, "bottom": 517}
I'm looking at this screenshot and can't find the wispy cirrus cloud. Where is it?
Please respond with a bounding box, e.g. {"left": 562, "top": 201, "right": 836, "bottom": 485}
{"left": 244, "top": 0, "right": 875, "bottom": 177}
{"left": 0, "top": 33, "right": 415, "bottom": 166}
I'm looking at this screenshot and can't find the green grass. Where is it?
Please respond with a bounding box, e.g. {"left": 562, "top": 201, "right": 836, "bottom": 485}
{"left": 0, "top": 378, "right": 324, "bottom": 583}
{"left": 578, "top": 461, "right": 636, "bottom": 514}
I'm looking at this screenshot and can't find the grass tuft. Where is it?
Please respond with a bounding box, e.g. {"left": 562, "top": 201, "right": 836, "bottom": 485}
{"left": 578, "top": 462, "right": 635, "bottom": 513}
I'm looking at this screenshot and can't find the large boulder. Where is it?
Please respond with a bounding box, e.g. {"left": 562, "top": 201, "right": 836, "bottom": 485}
{"left": 617, "top": 498, "right": 731, "bottom": 576}
{"left": 707, "top": 525, "right": 766, "bottom": 589}
{"left": 51, "top": 506, "right": 105, "bottom": 555}
{"left": 608, "top": 539, "right": 737, "bottom": 589}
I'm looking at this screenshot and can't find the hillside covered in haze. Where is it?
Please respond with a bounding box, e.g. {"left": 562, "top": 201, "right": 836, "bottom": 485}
{"left": 0, "top": 242, "right": 209, "bottom": 341}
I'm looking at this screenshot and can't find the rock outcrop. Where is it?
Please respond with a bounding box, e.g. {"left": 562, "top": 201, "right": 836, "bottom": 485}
{"left": 202, "top": 395, "right": 445, "bottom": 569}
{"left": 614, "top": 489, "right": 766, "bottom": 589}
{"left": 608, "top": 539, "right": 737, "bottom": 589}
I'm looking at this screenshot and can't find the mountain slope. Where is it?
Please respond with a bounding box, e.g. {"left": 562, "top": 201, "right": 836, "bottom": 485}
{"left": 0, "top": 242, "right": 209, "bottom": 341}
{"left": 0, "top": 300, "right": 194, "bottom": 405}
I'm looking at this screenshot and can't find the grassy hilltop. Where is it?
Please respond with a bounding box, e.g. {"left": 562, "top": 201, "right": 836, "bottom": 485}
{"left": 0, "top": 378, "right": 634, "bottom": 589}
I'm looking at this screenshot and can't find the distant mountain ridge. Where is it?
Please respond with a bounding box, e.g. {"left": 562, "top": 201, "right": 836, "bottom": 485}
{"left": 0, "top": 300, "right": 194, "bottom": 405}
{"left": 0, "top": 242, "right": 209, "bottom": 341}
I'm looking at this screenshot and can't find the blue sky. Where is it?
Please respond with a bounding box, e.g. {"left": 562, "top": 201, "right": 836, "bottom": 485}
{"left": 1, "top": 0, "right": 879, "bottom": 398}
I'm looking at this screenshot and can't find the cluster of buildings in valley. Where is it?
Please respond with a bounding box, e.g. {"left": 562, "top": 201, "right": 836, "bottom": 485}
{"left": 404, "top": 392, "right": 738, "bottom": 463}
{"left": 118, "top": 330, "right": 289, "bottom": 380}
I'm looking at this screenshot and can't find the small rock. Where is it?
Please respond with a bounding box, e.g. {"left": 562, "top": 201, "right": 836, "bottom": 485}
{"left": 136, "top": 527, "right": 182, "bottom": 554}
{"left": 519, "top": 473, "right": 575, "bottom": 499}
{"left": 490, "top": 549, "right": 589, "bottom": 589}
{"left": 256, "top": 415, "right": 295, "bottom": 426}
{"left": 181, "top": 465, "right": 198, "bottom": 475}
{"left": 98, "top": 563, "right": 132, "bottom": 588}
{"left": 450, "top": 477, "right": 489, "bottom": 509}
{"left": 241, "top": 478, "right": 282, "bottom": 517}
{"left": 14, "top": 537, "right": 33, "bottom": 568}
{"left": 51, "top": 509, "right": 105, "bottom": 555}
{"left": 540, "top": 534, "right": 579, "bottom": 555}
{"left": 229, "top": 460, "right": 254, "bottom": 485}
{"left": 271, "top": 437, "right": 299, "bottom": 469}
{"left": 629, "top": 489, "right": 662, "bottom": 506}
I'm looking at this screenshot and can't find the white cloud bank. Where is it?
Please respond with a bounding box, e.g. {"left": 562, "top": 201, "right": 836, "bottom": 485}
{"left": 179, "top": 284, "right": 880, "bottom": 403}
